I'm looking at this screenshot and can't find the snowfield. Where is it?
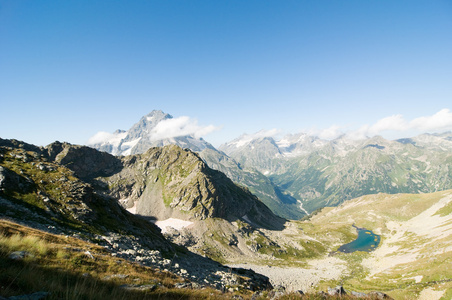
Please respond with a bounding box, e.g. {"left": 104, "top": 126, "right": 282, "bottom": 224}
{"left": 153, "top": 218, "right": 194, "bottom": 233}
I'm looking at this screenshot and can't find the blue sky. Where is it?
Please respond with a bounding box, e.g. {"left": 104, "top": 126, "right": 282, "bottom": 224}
{"left": 1, "top": 1, "right": 452, "bottom": 147}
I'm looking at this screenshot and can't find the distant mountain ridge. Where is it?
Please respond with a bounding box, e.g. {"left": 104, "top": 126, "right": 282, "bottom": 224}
{"left": 220, "top": 132, "right": 452, "bottom": 213}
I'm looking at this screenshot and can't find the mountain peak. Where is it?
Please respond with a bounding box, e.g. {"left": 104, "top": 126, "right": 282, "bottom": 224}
{"left": 143, "top": 110, "right": 172, "bottom": 122}
{"left": 88, "top": 110, "right": 214, "bottom": 155}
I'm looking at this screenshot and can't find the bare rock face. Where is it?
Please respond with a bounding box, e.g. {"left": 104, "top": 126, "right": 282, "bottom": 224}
{"left": 0, "top": 165, "right": 35, "bottom": 193}
{"left": 46, "top": 141, "right": 122, "bottom": 180}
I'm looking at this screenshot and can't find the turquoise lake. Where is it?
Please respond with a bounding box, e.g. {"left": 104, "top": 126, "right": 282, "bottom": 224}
{"left": 337, "top": 226, "right": 380, "bottom": 253}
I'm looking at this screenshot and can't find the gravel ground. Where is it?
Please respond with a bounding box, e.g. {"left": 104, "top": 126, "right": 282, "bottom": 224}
{"left": 228, "top": 256, "right": 346, "bottom": 293}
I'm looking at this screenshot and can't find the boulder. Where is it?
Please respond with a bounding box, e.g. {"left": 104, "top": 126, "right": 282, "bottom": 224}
{"left": 328, "top": 285, "right": 347, "bottom": 296}
{"left": 8, "top": 251, "right": 32, "bottom": 261}
{"left": 8, "top": 291, "right": 50, "bottom": 300}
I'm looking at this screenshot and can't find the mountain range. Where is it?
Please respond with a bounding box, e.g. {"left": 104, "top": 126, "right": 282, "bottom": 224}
{"left": 3, "top": 110, "right": 452, "bottom": 298}
{"left": 221, "top": 132, "right": 452, "bottom": 213}
{"left": 90, "top": 110, "right": 452, "bottom": 219}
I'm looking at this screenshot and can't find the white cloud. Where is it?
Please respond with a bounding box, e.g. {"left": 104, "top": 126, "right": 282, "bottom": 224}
{"left": 232, "top": 129, "right": 281, "bottom": 147}
{"left": 87, "top": 131, "right": 127, "bottom": 146}
{"left": 346, "top": 108, "right": 452, "bottom": 139}
{"left": 149, "top": 116, "right": 220, "bottom": 141}
{"left": 318, "top": 125, "right": 343, "bottom": 140}
{"left": 368, "top": 114, "right": 409, "bottom": 134}
{"left": 248, "top": 129, "right": 281, "bottom": 139}
{"left": 409, "top": 108, "right": 452, "bottom": 132}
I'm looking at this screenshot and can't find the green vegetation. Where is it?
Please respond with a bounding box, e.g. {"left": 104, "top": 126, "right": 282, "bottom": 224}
{"left": 298, "top": 239, "right": 326, "bottom": 258}
{"left": 435, "top": 199, "right": 452, "bottom": 217}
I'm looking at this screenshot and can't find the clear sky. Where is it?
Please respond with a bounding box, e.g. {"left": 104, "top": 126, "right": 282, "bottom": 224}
{"left": 1, "top": 1, "right": 452, "bottom": 147}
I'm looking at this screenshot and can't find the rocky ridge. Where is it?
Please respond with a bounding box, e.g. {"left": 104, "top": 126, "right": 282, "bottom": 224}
{"left": 97, "top": 145, "right": 284, "bottom": 226}
{"left": 86, "top": 144, "right": 290, "bottom": 263}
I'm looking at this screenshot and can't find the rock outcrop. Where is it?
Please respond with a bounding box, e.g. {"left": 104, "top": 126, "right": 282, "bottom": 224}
{"left": 99, "top": 145, "right": 285, "bottom": 229}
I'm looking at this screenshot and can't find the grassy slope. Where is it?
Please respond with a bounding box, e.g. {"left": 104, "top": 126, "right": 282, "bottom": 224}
{"left": 0, "top": 220, "right": 241, "bottom": 299}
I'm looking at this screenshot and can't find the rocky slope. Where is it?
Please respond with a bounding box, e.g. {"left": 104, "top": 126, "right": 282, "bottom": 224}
{"left": 99, "top": 145, "right": 284, "bottom": 227}
{"left": 198, "top": 148, "right": 306, "bottom": 220}
{"left": 89, "top": 144, "right": 291, "bottom": 263}
{"left": 0, "top": 138, "right": 272, "bottom": 292}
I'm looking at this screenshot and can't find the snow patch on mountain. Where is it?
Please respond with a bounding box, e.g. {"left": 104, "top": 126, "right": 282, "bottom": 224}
{"left": 154, "top": 218, "right": 194, "bottom": 234}
{"left": 121, "top": 137, "right": 142, "bottom": 156}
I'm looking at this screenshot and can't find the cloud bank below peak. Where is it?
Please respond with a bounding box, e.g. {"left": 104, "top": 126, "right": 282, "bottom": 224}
{"left": 87, "top": 130, "right": 127, "bottom": 146}
{"left": 304, "top": 108, "right": 452, "bottom": 141}
{"left": 149, "top": 116, "right": 221, "bottom": 141}
{"left": 350, "top": 108, "right": 452, "bottom": 139}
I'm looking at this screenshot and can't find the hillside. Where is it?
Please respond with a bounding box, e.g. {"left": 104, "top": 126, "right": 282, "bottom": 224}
{"left": 199, "top": 148, "right": 306, "bottom": 219}
{"left": 0, "top": 219, "right": 230, "bottom": 300}
{"left": 0, "top": 138, "right": 272, "bottom": 294}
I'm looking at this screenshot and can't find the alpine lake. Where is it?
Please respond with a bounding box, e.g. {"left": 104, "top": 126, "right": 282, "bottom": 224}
{"left": 337, "top": 225, "right": 381, "bottom": 253}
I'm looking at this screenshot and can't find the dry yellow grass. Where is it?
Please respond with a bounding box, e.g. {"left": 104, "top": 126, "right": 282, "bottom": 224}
{"left": 0, "top": 220, "right": 241, "bottom": 299}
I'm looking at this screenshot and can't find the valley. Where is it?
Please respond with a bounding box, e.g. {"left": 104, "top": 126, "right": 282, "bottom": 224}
{"left": 231, "top": 190, "right": 452, "bottom": 298}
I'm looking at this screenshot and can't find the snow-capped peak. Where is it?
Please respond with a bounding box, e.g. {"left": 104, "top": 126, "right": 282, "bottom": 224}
{"left": 88, "top": 110, "right": 217, "bottom": 156}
